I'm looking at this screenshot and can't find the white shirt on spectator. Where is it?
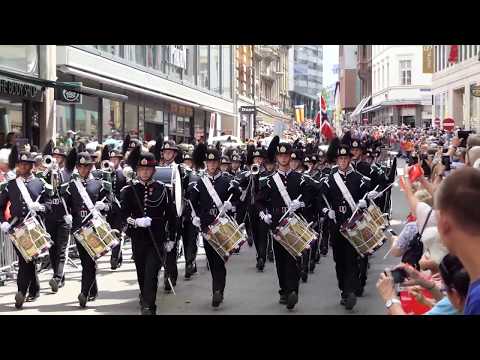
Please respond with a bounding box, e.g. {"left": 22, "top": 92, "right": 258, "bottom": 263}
{"left": 415, "top": 202, "right": 437, "bottom": 229}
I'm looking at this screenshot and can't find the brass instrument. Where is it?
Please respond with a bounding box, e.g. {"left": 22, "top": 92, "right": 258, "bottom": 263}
{"left": 42, "top": 155, "right": 55, "bottom": 169}
{"left": 101, "top": 160, "right": 114, "bottom": 173}
{"left": 250, "top": 163, "right": 260, "bottom": 175}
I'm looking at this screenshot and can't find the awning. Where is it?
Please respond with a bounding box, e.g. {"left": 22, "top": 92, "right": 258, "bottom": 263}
{"left": 58, "top": 65, "right": 199, "bottom": 108}
{"left": 0, "top": 68, "right": 128, "bottom": 102}
{"left": 351, "top": 96, "right": 371, "bottom": 118}
{"left": 361, "top": 104, "right": 382, "bottom": 114}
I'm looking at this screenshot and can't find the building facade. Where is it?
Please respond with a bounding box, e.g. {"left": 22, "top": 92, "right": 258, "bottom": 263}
{"left": 338, "top": 45, "right": 360, "bottom": 119}
{"left": 288, "top": 45, "right": 323, "bottom": 120}
{"left": 367, "top": 45, "right": 432, "bottom": 127}
{"left": 350, "top": 45, "right": 373, "bottom": 124}
{"left": 432, "top": 45, "right": 480, "bottom": 131}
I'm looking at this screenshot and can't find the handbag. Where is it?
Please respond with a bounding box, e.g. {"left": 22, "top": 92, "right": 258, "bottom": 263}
{"left": 401, "top": 209, "right": 432, "bottom": 270}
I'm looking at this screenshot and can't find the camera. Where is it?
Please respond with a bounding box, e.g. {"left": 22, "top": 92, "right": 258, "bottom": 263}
{"left": 442, "top": 155, "right": 451, "bottom": 171}
{"left": 390, "top": 268, "right": 408, "bottom": 284}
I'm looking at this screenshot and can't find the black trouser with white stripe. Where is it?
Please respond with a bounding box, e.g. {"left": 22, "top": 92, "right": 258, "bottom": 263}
{"left": 14, "top": 248, "right": 40, "bottom": 297}
{"left": 203, "top": 237, "right": 226, "bottom": 295}
{"left": 75, "top": 240, "right": 98, "bottom": 298}
{"left": 46, "top": 220, "right": 70, "bottom": 283}
{"left": 273, "top": 239, "right": 300, "bottom": 296}
{"left": 249, "top": 208, "right": 268, "bottom": 262}
{"left": 331, "top": 231, "right": 360, "bottom": 297}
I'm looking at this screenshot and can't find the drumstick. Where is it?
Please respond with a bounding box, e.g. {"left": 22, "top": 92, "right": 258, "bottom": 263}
{"left": 348, "top": 185, "right": 380, "bottom": 224}
{"left": 278, "top": 195, "right": 302, "bottom": 224}
{"left": 372, "top": 181, "right": 397, "bottom": 199}
{"left": 321, "top": 195, "right": 336, "bottom": 224}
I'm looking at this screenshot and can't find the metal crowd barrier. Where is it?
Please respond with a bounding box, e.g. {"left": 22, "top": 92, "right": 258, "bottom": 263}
{"left": 0, "top": 231, "right": 18, "bottom": 285}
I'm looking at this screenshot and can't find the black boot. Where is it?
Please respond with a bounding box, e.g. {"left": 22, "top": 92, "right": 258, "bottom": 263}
{"left": 14, "top": 292, "right": 25, "bottom": 309}
{"left": 185, "top": 263, "right": 194, "bottom": 280}
{"left": 344, "top": 293, "right": 357, "bottom": 310}
{"left": 256, "top": 258, "right": 265, "bottom": 272}
{"left": 286, "top": 292, "right": 298, "bottom": 310}
{"left": 212, "top": 290, "right": 223, "bottom": 308}
{"left": 49, "top": 278, "right": 59, "bottom": 293}
{"left": 139, "top": 293, "right": 144, "bottom": 308}
{"left": 301, "top": 270, "right": 308, "bottom": 283}
{"left": 141, "top": 306, "right": 156, "bottom": 315}
{"left": 164, "top": 278, "right": 172, "bottom": 292}
{"left": 355, "top": 287, "right": 364, "bottom": 297}
{"left": 110, "top": 257, "right": 120, "bottom": 270}
{"left": 309, "top": 261, "right": 315, "bottom": 273}
{"left": 279, "top": 294, "right": 287, "bottom": 304}
{"left": 26, "top": 292, "right": 39, "bottom": 302}
{"left": 267, "top": 251, "right": 274, "bottom": 262}
{"left": 78, "top": 293, "right": 87, "bottom": 308}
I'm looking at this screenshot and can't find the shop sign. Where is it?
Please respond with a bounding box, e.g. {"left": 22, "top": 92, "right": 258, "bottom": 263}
{"left": 0, "top": 78, "right": 42, "bottom": 101}
{"left": 239, "top": 105, "right": 256, "bottom": 114}
{"left": 471, "top": 85, "right": 480, "bottom": 97}
{"left": 55, "top": 87, "right": 82, "bottom": 104}
{"left": 423, "top": 46, "right": 433, "bottom": 73}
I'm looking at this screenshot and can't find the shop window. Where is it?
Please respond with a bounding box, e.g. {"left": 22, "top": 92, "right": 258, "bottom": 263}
{"left": 147, "top": 45, "right": 162, "bottom": 71}
{"left": 56, "top": 103, "right": 73, "bottom": 147}
{"left": 75, "top": 95, "right": 99, "bottom": 142}
{"left": 222, "top": 45, "right": 232, "bottom": 98}
{"left": 177, "top": 116, "right": 184, "bottom": 134}
{"left": 102, "top": 99, "right": 123, "bottom": 141}
{"left": 170, "top": 113, "right": 177, "bottom": 133}
{"left": 135, "top": 45, "right": 147, "bottom": 66}
{"left": 183, "top": 45, "right": 196, "bottom": 84}
{"left": 0, "top": 100, "right": 23, "bottom": 143}
{"left": 125, "top": 102, "right": 139, "bottom": 137}
{"left": 198, "top": 45, "right": 209, "bottom": 89}
{"left": 184, "top": 116, "right": 191, "bottom": 137}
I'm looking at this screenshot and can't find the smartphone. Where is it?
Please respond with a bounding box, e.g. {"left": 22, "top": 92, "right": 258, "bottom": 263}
{"left": 391, "top": 268, "right": 408, "bottom": 284}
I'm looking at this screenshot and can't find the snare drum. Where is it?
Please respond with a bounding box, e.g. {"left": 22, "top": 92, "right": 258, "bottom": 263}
{"left": 9, "top": 217, "right": 52, "bottom": 262}
{"left": 204, "top": 215, "right": 246, "bottom": 259}
{"left": 340, "top": 208, "right": 386, "bottom": 257}
{"left": 74, "top": 215, "right": 120, "bottom": 260}
{"left": 273, "top": 213, "right": 318, "bottom": 258}
{"left": 366, "top": 203, "right": 388, "bottom": 229}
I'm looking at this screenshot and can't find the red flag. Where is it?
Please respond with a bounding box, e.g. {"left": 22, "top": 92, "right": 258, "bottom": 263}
{"left": 320, "top": 112, "right": 334, "bottom": 140}
{"left": 448, "top": 45, "right": 458, "bottom": 64}
{"left": 320, "top": 95, "right": 327, "bottom": 114}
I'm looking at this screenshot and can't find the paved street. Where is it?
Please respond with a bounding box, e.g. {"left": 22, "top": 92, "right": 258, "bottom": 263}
{"left": 0, "top": 163, "right": 407, "bottom": 315}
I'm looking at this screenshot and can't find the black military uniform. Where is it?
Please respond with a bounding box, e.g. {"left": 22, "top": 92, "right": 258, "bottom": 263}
{"left": 190, "top": 147, "right": 242, "bottom": 308}
{"left": 0, "top": 151, "right": 51, "bottom": 309}
{"left": 154, "top": 140, "right": 181, "bottom": 292}
{"left": 63, "top": 152, "right": 112, "bottom": 308}
{"left": 256, "top": 142, "right": 315, "bottom": 310}
{"left": 40, "top": 146, "right": 72, "bottom": 293}
{"left": 107, "top": 150, "right": 127, "bottom": 270}
{"left": 319, "top": 145, "right": 371, "bottom": 310}
{"left": 120, "top": 152, "right": 175, "bottom": 315}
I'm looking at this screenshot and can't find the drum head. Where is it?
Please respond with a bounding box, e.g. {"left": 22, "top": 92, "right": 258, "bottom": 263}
{"left": 153, "top": 166, "right": 173, "bottom": 185}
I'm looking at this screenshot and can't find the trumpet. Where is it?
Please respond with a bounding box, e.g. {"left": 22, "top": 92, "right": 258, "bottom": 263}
{"left": 101, "top": 160, "right": 114, "bottom": 172}
{"left": 250, "top": 163, "right": 260, "bottom": 175}
{"left": 42, "top": 155, "right": 57, "bottom": 169}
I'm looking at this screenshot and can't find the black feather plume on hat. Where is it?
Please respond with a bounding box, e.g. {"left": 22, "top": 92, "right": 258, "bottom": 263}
{"left": 267, "top": 135, "right": 280, "bottom": 163}
{"left": 175, "top": 148, "right": 184, "bottom": 164}
{"left": 152, "top": 136, "right": 163, "bottom": 163}
{"left": 8, "top": 145, "right": 18, "bottom": 170}
{"left": 326, "top": 137, "right": 340, "bottom": 163}
{"left": 122, "top": 134, "right": 131, "bottom": 155}
{"left": 126, "top": 145, "right": 142, "bottom": 172}
{"left": 215, "top": 141, "right": 221, "bottom": 153}
{"left": 42, "top": 139, "right": 54, "bottom": 156}
{"left": 341, "top": 131, "right": 352, "bottom": 147}
{"left": 101, "top": 145, "right": 110, "bottom": 161}
{"left": 65, "top": 147, "right": 77, "bottom": 173}
{"left": 77, "top": 141, "right": 86, "bottom": 153}
{"left": 246, "top": 144, "right": 255, "bottom": 166}
{"left": 193, "top": 143, "right": 207, "bottom": 169}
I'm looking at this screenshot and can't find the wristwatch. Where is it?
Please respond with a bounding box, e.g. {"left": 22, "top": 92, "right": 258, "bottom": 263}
{"left": 385, "top": 298, "right": 401, "bottom": 309}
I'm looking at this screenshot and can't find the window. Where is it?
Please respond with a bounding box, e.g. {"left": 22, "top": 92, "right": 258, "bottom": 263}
{"left": 135, "top": 45, "right": 147, "bottom": 66}
{"left": 210, "top": 45, "right": 220, "bottom": 93}
{"left": 198, "top": 45, "right": 209, "bottom": 89}
{"left": 434, "top": 46, "right": 438, "bottom": 72}
{"left": 469, "top": 45, "right": 473, "bottom": 58}
{"left": 75, "top": 95, "right": 99, "bottom": 141}
{"left": 387, "top": 61, "right": 389, "bottom": 87}
{"left": 102, "top": 99, "right": 123, "bottom": 141}
{"left": 400, "top": 60, "right": 412, "bottom": 85}
{"left": 147, "top": 45, "right": 162, "bottom": 70}
{"left": 222, "top": 45, "right": 231, "bottom": 98}
{"left": 183, "top": 45, "right": 195, "bottom": 84}
{"left": 56, "top": 104, "right": 73, "bottom": 147}
{"left": 125, "top": 102, "right": 139, "bottom": 137}
{"left": 170, "top": 113, "right": 177, "bottom": 133}
{"left": 382, "top": 64, "right": 385, "bottom": 88}
{"left": 442, "top": 45, "right": 446, "bottom": 70}
{"left": 0, "top": 45, "right": 38, "bottom": 75}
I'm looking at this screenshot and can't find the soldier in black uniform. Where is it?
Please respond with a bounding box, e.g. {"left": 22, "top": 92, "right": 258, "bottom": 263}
{"left": 319, "top": 144, "right": 377, "bottom": 310}
{"left": 40, "top": 145, "right": 73, "bottom": 293}
{"left": 106, "top": 149, "right": 127, "bottom": 270}
{"left": 256, "top": 139, "right": 315, "bottom": 310}
{"left": 63, "top": 151, "right": 113, "bottom": 308}
{"left": 0, "top": 150, "right": 51, "bottom": 309}
{"left": 220, "top": 156, "right": 232, "bottom": 174}
{"left": 190, "top": 146, "right": 242, "bottom": 308}
{"left": 230, "top": 152, "right": 245, "bottom": 176}
{"left": 120, "top": 150, "right": 175, "bottom": 315}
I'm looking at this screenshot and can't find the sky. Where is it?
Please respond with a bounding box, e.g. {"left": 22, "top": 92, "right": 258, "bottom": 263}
{"left": 323, "top": 45, "right": 339, "bottom": 88}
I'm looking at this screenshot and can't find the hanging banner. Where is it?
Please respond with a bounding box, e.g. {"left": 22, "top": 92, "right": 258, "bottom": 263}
{"left": 423, "top": 45, "right": 434, "bottom": 73}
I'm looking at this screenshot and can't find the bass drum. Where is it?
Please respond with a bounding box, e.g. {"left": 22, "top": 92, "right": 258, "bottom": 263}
{"left": 154, "top": 165, "right": 183, "bottom": 217}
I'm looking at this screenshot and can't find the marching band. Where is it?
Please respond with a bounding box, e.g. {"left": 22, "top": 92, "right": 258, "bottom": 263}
{"left": 0, "top": 130, "right": 396, "bottom": 314}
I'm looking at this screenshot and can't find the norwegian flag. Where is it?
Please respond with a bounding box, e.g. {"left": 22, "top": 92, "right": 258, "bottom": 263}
{"left": 448, "top": 45, "right": 459, "bottom": 64}
{"left": 320, "top": 95, "right": 328, "bottom": 114}
{"left": 320, "top": 111, "right": 334, "bottom": 141}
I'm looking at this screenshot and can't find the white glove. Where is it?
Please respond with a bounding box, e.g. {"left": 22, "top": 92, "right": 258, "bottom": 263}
{"left": 323, "top": 208, "right": 336, "bottom": 220}
{"left": 192, "top": 216, "right": 201, "bottom": 228}
{"left": 1, "top": 222, "right": 10, "bottom": 233}
{"left": 261, "top": 212, "right": 272, "bottom": 225}
{"left": 367, "top": 191, "right": 379, "bottom": 200}
{"left": 165, "top": 241, "right": 175, "bottom": 252}
{"left": 358, "top": 199, "right": 367, "bottom": 209}
{"left": 135, "top": 217, "right": 152, "bottom": 228}
{"left": 223, "top": 201, "right": 233, "bottom": 212}
{"left": 288, "top": 199, "right": 304, "bottom": 213}
{"left": 30, "top": 202, "right": 45, "bottom": 213}
{"left": 95, "top": 201, "right": 106, "bottom": 211}
{"left": 63, "top": 214, "right": 73, "bottom": 225}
